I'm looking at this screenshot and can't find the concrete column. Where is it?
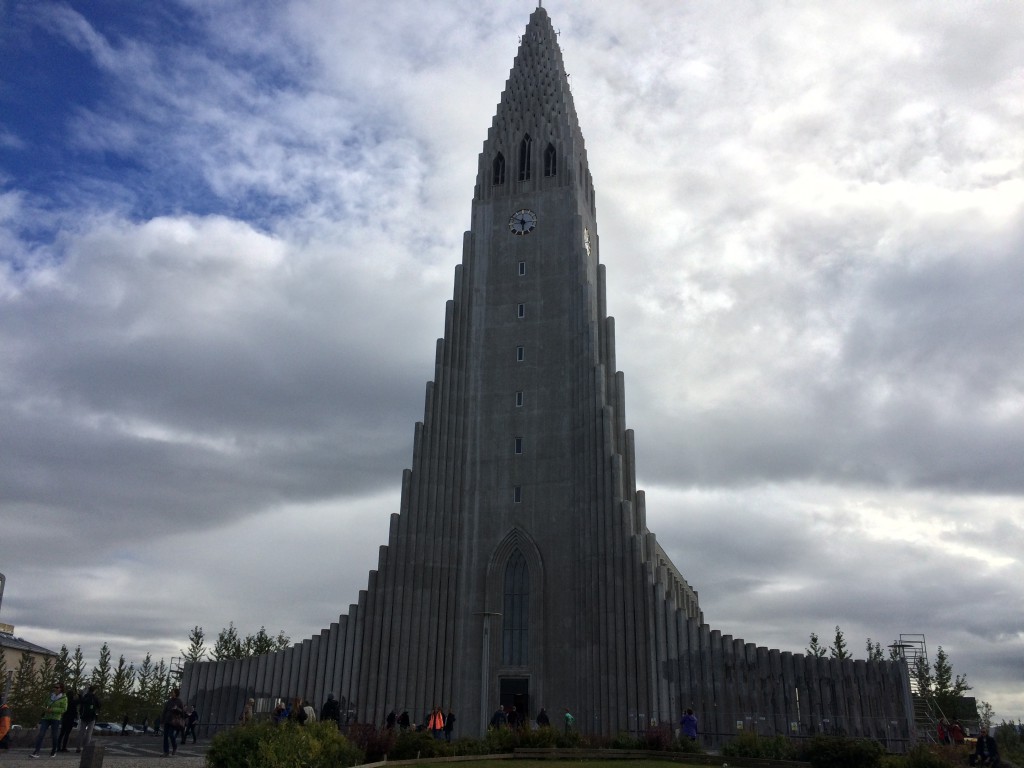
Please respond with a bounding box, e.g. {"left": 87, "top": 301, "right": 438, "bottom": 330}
{"left": 378, "top": 517, "right": 402, "bottom": 718}
{"left": 254, "top": 651, "right": 270, "bottom": 704}
{"left": 313, "top": 628, "right": 329, "bottom": 712}
{"left": 354, "top": 580, "right": 375, "bottom": 721}
{"left": 392, "top": 472, "right": 415, "bottom": 711}
{"left": 326, "top": 618, "right": 343, "bottom": 702}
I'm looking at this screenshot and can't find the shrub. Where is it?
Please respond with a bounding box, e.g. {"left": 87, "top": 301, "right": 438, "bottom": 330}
{"left": 517, "top": 726, "right": 561, "bottom": 748}
{"left": 206, "top": 722, "right": 362, "bottom": 768}
{"left": 903, "top": 744, "right": 963, "bottom": 768}
{"left": 482, "top": 726, "right": 519, "bottom": 753}
{"left": 798, "top": 735, "right": 886, "bottom": 768}
{"left": 995, "top": 721, "right": 1024, "bottom": 765}
{"left": 723, "top": 732, "right": 797, "bottom": 761}
{"left": 611, "top": 732, "right": 642, "bottom": 750}
{"left": 360, "top": 727, "right": 397, "bottom": 762}
{"left": 642, "top": 726, "right": 677, "bottom": 751}
{"left": 386, "top": 729, "right": 454, "bottom": 760}
{"left": 555, "top": 728, "right": 584, "bottom": 748}
{"left": 673, "top": 736, "right": 704, "bottom": 754}
{"left": 207, "top": 722, "right": 272, "bottom": 768}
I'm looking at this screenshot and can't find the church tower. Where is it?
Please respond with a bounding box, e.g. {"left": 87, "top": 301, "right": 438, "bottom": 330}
{"left": 443, "top": 5, "right": 702, "bottom": 733}
{"left": 182, "top": 6, "right": 914, "bottom": 744}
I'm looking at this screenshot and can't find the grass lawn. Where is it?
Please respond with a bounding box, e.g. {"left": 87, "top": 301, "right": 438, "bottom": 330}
{"left": 394, "top": 763, "right": 712, "bottom": 768}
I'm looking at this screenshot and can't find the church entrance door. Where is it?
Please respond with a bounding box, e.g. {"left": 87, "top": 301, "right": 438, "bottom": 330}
{"left": 499, "top": 677, "right": 529, "bottom": 724}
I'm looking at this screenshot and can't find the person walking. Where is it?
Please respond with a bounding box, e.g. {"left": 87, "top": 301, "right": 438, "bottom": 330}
{"left": 444, "top": 710, "right": 455, "bottom": 742}
{"left": 58, "top": 690, "right": 78, "bottom": 751}
{"left": 75, "top": 685, "right": 101, "bottom": 753}
{"left": 30, "top": 683, "right": 68, "bottom": 758}
{"left": 320, "top": 694, "right": 340, "bottom": 727}
{"left": 160, "top": 688, "right": 185, "bottom": 757}
{"left": 563, "top": 708, "right": 575, "bottom": 734}
{"left": 680, "top": 708, "right": 698, "bottom": 741}
{"left": 182, "top": 706, "right": 199, "bottom": 744}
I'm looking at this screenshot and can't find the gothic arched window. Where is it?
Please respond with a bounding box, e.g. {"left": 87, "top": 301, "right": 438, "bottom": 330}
{"left": 502, "top": 549, "right": 529, "bottom": 665}
{"left": 492, "top": 152, "right": 505, "bottom": 186}
{"left": 544, "top": 143, "right": 557, "bottom": 177}
{"left": 518, "top": 134, "right": 532, "bottom": 182}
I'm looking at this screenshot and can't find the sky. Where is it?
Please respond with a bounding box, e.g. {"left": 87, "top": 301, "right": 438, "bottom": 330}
{"left": 1, "top": 0, "right": 1022, "bottom": 722}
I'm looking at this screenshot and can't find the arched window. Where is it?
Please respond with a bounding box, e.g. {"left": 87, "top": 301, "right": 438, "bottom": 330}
{"left": 518, "top": 134, "right": 532, "bottom": 181}
{"left": 544, "top": 143, "right": 557, "bottom": 177}
{"left": 492, "top": 153, "right": 505, "bottom": 185}
{"left": 502, "top": 549, "right": 529, "bottom": 665}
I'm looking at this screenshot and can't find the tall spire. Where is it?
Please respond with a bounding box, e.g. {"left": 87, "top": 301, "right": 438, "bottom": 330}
{"left": 180, "top": 7, "right": 916, "bottom": 747}
{"left": 476, "top": 6, "right": 592, "bottom": 207}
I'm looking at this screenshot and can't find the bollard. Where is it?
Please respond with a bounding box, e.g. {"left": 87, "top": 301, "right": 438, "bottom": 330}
{"left": 79, "top": 743, "right": 104, "bottom": 768}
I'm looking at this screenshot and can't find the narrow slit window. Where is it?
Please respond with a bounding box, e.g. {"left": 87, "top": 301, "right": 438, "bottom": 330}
{"left": 518, "top": 261, "right": 526, "bottom": 276}
{"left": 516, "top": 346, "right": 524, "bottom": 361}
{"left": 514, "top": 437, "right": 523, "bottom": 454}
{"left": 518, "top": 134, "right": 532, "bottom": 181}
{"left": 515, "top": 391, "right": 524, "bottom": 407}
{"left": 517, "top": 303, "right": 525, "bottom": 318}
{"left": 502, "top": 549, "right": 529, "bottom": 665}
{"left": 492, "top": 152, "right": 506, "bottom": 185}
{"left": 544, "top": 143, "right": 557, "bottom": 176}
{"left": 513, "top": 486, "right": 522, "bottom": 503}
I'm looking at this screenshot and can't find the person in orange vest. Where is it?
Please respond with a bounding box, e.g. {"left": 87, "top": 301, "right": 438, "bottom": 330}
{"left": 1, "top": 697, "right": 13, "bottom": 751}
{"left": 427, "top": 705, "right": 445, "bottom": 740}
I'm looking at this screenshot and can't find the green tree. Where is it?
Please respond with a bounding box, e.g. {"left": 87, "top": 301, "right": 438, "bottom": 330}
{"left": 36, "top": 656, "right": 57, "bottom": 696}
{"left": 90, "top": 642, "right": 113, "bottom": 693}
{"left": 244, "top": 626, "right": 290, "bottom": 656}
{"left": 9, "top": 652, "right": 39, "bottom": 726}
{"left": 830, "top": 626, "right": 851, "bottom": 660}
{"left": 182, "top": 626, "right": 207, "bottom": 664}
{"left": 154, "top": 659, "right": 171, "bottom": 701}
{"left": 55, "top": 645, "right": 72, "bottom": 688}
{"left": 210, "top": 625, "right": 292, "bottom": 659}
{"left": 931, "top": 646, "right": 970, "bottom": 717}
{"left": 109, "top": 655, "right": 136, "bottom": 720}
{"left": 213, "top": 623, "right": 243, "bottom": 660}
{"left": 912, "top": 655, "right": 932, "bottom": 695}
{"left": 887, "top": 640, "right": 903, "bottom": 661}
{"left": 136, "top": 653, "right": 168, "bottom": 723}
{"left": 806, "top": 632, "right": 827, "bottom": 658}
{"left": 135, "top": 653, "right": 157, "bottom": 710}
{"left": 865, "top": 638, "right": 883, "bottom": 662}
{"left": 68, "top": 646, "right": 87, "bottom": 694}
{"left": 977, "top": 701, "right": 993, "bottom": 729}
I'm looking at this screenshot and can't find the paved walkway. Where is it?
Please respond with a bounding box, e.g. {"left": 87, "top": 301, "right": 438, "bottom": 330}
{"left": 1, "top": 738, "right": 208, "bottom": 768}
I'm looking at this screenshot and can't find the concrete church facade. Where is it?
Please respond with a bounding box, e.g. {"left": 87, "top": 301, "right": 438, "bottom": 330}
{"left": 181, "top": 7, "right": 915, "bottom": 745}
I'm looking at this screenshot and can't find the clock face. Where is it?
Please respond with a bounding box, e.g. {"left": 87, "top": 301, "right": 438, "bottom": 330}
{"left": 583, "top": 227, "right": 591, "bottom": 255}
{"left": 509, "top": 209, "right": 538, "bottom": 236}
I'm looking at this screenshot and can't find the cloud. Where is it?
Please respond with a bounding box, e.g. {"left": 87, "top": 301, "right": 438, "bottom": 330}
{"left": 1, "top": 0, "right": 1022, "bottom": 721}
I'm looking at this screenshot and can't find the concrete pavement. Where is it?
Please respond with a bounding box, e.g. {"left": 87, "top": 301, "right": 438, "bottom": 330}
{"left": 1, "top": 737, "right": 207, "bottom": 768}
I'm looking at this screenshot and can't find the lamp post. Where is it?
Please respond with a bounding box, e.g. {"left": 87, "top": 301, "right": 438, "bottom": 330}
{"left": 474, "top": 611, "right": 502, "bottom": 734}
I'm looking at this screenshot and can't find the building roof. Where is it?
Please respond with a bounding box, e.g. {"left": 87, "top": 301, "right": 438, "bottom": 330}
{"left": 0, "top": 630, "right": 58, "bottom": 658}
